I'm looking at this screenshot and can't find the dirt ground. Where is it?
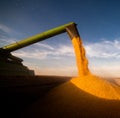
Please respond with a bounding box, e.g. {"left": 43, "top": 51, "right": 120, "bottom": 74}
{"left": 1, "top": 75, "right": 120, "bottom": 118}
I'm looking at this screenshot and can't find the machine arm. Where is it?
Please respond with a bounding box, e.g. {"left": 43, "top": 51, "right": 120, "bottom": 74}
{"left": 1, "top": 22, "right": 78, "bottom": 53}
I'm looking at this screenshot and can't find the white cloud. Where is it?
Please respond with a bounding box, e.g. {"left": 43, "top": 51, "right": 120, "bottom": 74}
{"left": 36, "top": 43, "right": 54, "bottom": 50}
{"left": 13, "top": 43, "right": 74, "bottom": 59}
{"left": 0, "top": 24, "right": 13, "bottom": 34}
{"left": 0, "top": 37, "right": 18, "bottom": 48}
{"left": 84, "top": 39, "right": 120, "bottom": 78}
{"left": 85, "top": 39, "right": 120, "bottom": 59}
{"left": 56, "top": 45, "right": 74, "bottom": 56}
{"left": 13, "top": 49, "right": 48, "bottom": 60}
{"left": 0, "top": 24, "right": 21, "bottom": 37}
{"left": 0, "top": 24, "right": 19, "bottom": 47}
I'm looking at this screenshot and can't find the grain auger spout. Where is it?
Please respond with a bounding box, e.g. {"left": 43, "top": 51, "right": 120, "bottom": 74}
{"left": 0, "top": 22, "right": 82, "bottom": 76}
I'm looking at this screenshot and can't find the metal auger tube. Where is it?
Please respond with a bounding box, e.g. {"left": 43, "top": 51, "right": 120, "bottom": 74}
{"left": 2, "top": 22, "right": 76, "bottom": 52}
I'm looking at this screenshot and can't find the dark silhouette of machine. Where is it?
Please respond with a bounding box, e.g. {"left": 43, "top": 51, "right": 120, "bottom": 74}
{"left": 0, "top": 22, "right": 80, "bottom": 76}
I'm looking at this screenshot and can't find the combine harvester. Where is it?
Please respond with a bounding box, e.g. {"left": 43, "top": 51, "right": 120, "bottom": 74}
{"left": 0, "top": 22, "right": 85, "bottom": 76}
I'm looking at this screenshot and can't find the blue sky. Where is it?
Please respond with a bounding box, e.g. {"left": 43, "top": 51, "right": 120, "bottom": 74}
{"left": 0, "top": 0, "right": 120, "bottom": 77}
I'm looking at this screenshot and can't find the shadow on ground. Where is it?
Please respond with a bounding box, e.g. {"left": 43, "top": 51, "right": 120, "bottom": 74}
{"left": 0, "top": 76, "right": 71, "bottom": 118}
